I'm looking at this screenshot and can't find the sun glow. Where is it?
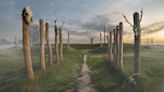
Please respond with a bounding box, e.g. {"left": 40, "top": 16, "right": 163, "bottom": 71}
{"left": 155, "top": 30, "right": 164, "bottom": 39}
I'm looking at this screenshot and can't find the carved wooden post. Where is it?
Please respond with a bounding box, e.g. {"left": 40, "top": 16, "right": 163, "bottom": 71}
{"left": 100, "top": 33, "right": 102, "bottom": 47}
{"left": 54, "top": 20, "right": 59, "bottom": 63}
{"left": 68, "top": 32, "right": 70, "bottom": 47}
{"left": 133, "top": 12, "right": 141, "bottom": 74}
{"left": 123, "top": 10, "right": 143, "bottom": 84}
{"left": 109, "top": 31, "right": 113, "bottom": 60}
{"left": 59, "top": 26, "right": 63, "bottom": 62}
{"left": 39, "top": 19, "right": 46, "bottom": 72}
{"left": 45, "top": 22, "right": 52, "bottom": 66}
{"left": 119, "top": 22, "right": 123, "bottom": 70}
{"left": 22, "top": 6, "right": 35, "bottom": 81}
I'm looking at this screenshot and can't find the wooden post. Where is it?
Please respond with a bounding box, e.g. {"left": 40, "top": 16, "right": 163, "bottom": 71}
{"left": 151, "top": 38, "right": 154, "bottom": 45}
{"left": 123, "top": 10, "right": 143, "bottom": 75}
{"left": 104, "top": 26, "right": 106, "bottom": 44}
{"left": 147, "top": 38, "right": 149, "bottom": 45}
{"left": 107, "top": 35, "right": 110, "bottom": 59}
{"left": 116, "top": 26, "right": 120, "bottom": 68}
{"left": 113, "top": 29, "right": 116, "bottom": 63}
{"left": 90, "top": 38, "right": 94, "bottom": 45}
{"left": 54, "top": 21, "right": 59, "bottom": 63}
{"left": 59, "top": 26, "right": 63, "bottom": 62}
{"left": 133, "top": 12, "right": 141, "bottom": 74}
{"left": 100, "top": 33, "right": 102, "bottom": 47}
{"left": 68, "top": 32, "right": 70, "bottom": 47}
{"left": 39, "top": 19, "right": 46, "bottom": 72}
{"left": 45, "top": 22, "right": 52, "bottom": 66}
{"left": 22, "top": 6, "right": 35, "bottom": 81}
{"left": 109, "top": 31, "right": 113, "bottom": 60}
{"left": 106, "top": 35, "right": 109, "bottom": 43}
{"left": 119, "top": 22, "right": 123, "bottom": 70}
{"left": 15, "top": 36, "right": 18, "bottom": 47}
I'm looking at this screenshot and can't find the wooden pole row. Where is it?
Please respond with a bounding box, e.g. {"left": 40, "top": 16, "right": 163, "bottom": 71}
{"left": 22, "top": 6, "right": 64, "bottom": 81}
{"left": 107, "top": 22, "right": 123, "bottom": 71}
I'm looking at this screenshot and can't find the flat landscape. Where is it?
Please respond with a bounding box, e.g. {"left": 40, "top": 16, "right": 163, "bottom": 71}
{"left": 0, "top": 44, "right": 163, "bottom": 92}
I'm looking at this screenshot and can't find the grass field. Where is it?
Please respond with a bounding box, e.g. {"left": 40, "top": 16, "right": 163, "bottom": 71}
{"left": 0, "top": 44, "right": 164, "bottom": 92}
{"left": 87, "top": 44, "right": 164, "bottom": 92}
{"left": 0, "top": 45, "right": 83, "bottom": 92}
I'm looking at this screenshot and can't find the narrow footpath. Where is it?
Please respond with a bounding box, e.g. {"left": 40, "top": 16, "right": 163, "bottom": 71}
{"left": 77, "top": 55, "right": 96, "bottom": 92}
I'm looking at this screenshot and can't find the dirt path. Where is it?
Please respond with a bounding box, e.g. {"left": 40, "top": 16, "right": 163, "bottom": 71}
{"left": 77, "top": 55, "right": 96, "bottom": 92}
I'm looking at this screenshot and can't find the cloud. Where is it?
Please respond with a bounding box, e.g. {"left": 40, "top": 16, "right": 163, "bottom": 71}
{"left": 0, "top": 0, "right": 164, "bottom": 43}
{"left": 81, "top": 14, "right": 115, "bottom": 32}
{"left": 65, "top": 13, "right": 120, "bottom": 33}
{"left": 142, "top": 21, "right": 164, "bottom": 34}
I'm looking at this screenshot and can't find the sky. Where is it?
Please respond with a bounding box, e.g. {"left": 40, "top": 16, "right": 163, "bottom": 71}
{"left": 0, "top": 0, "right": 164, "bottom": 44}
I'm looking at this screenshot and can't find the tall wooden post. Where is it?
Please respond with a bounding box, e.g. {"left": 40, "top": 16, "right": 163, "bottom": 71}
{"left": 119, "top": 22, "right": 123, "bottom": 70}
{"left": 22, "top": 6, "right": 35, "bottom": 81}
{"left": 45, "top": 22, "right": 52, "bottom": 66}
{"left": 133, "top": 12, "right": 141, "bottom": 74}
{"left": 100, "top": 33, "right": 102, "bottom": 47}
{"left": 59, "top": 26, "right": 63, "bottom": 62}
{"left": 113, "top": 29, "right": 116, "bottom": 63}
{"left": 106, "top": 35, "right": 109, "bottom": 43}
{"left": 39, "top": 19, "right": 46, "bottom": 72}
{"left": 109, "top": 31, "right": 113, "bottom": 60}
{"left": 68, "top": 32, "right": 70, "bottom": 47}
{"left": 107, "top": 35, "right": 110, "bottom": 59}
{"left": 123, "top": 10, "right": 143, "bottom": 76}
{"left": 104, "top": 26, "right": 106, "bottom": 44}
{"left": 116, "top": 26, "right": 120, "bottom": 68}
{"left": 54, "top": 21, "right": 59, "bottom": 63}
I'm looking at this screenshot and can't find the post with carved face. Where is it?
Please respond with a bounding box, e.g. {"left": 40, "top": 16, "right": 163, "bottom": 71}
{"left": 22, "top": 6, "right": 35, "bottom": 81}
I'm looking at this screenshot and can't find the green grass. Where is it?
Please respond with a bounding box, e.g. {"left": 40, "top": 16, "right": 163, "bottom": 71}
{"left": 0, "top": 43, "right": 164, "bottom": 92}
{"left": 0, "top": 46, "right": 83, "bottom": 92}
{"left": 86, "top": 44, "right": 164, "bottom": 92}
